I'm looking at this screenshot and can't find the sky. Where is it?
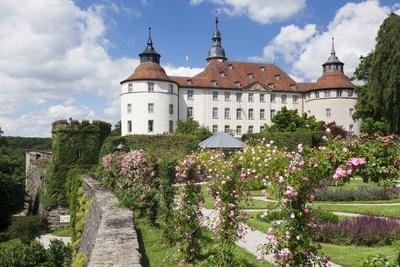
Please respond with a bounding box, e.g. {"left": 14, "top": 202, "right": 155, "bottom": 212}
{"left": 0, "top": 0, "right": 399, "bottom": 137}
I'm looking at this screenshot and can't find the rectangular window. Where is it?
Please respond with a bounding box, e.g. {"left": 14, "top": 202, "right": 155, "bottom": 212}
{"left": 349, "top": 108, "right": 354, "bottom": 118}
{"left": 248, "top": 93, "right": 254, "bottom": 102}
{"left": 337, "top": 89, "right": 342, "bottom": 97}
{"left": 224, "top": 125, "right": 230, "bottom": 133}
{"left": 148, "top": 103, "right": 154, "bottom": 113}
{"left": 236, "top": 108, "right": 242, "bottom": 119}
{"left": 282, "top": 94, "right": 287, "bottom": 103}
{"left": 212, "top": 107, "right": 218, "bottom": 119}
{"left": 271, "top": 94, "right": 276, "bottom": 103}
{"left": 169, "top": 120, "right": 173, "bottom": 133}
{"left": 271, "top": 109, "right": 276, "bottom": 119}
{"left": 187, "top": 107, "right": 193, "bottom": 119}
{"left": 315, "top": 91, "right": 319, "bottom": 99}
{"left": 260, "top": 125, "right": 265, "bottom": 132}
{"left": 236, "top": 125, "right": 242, "bottom": 134}
{"left": 169, "top": 84, "right": 174, "bottom": 94}
{"left": 212, "top": 91, "right": 218, "bottom": 101}
{"left": 128, "top": 83, "right": 133, "bottom": 92}
{"left": 127, "top": 104, "right": 132, "bottom": 113}
{"left": 148, "top": 120, "right": 154, "bottom": 133}
{"left": 293, "top": 95, "right": 298, "bottom": 103}
{"left": 248, "top": 125, "right": 254, "bottom": 133}
{"left": 248, "top": 108, "right": 254, "bottom": 119}
{"left": 236, "top": 92, "right": 242, "bottom": 101}
{"left": 260, "top": 94, "right": 265, "bottom": 102}
{"left": 324, "top": 90, "right": 331, "bottom": 98}
{"left": 224, "top": 108, "right": 230, "bottom": 119}
{"left": 326, "top": 108, "right": 331, "bottom": 118}
{"left": 260, "top": 109, "right": 265, "bottom": 120}
{"left": 187, "top": 90, "right": 194, "bottom": 100}
{"left": 169, "top": 104, "right": 173, "bottom": 115}
{"left": 127, "top": 120, "right": 132, "bottom": 133}
{"left": 212, "top": 125, "right": 218, "bottom": 134}
{"left": 148, "top": 82, "right": 154, "bottom": 92}
{"left": 224, "top": 92, "right": 230, "bottom": 101}
{"left": 348, "top": 90, "right": 353, "bottom": 97}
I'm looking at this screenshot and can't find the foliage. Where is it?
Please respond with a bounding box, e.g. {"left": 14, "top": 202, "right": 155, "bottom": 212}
{"left": 71, "top": 252, "right": 87, "bottom": 267}
{"left": 265, "top": 107, "right": 323, "bottom": 132}
{"left": 360, "top": 118, "right": 389, "bottom": 135}
{"left": 353, "top": 13, "right": 400, "bottom": 134}
{"left": 111, "top": 120, "right": 121, "bottom": 136}
{"left": 0, "top": 146, "right": 25, "bottom": 230}
{"left": 316, "top": 186, "right": 399, "bottom": 202}
{"left": 315, "top": 216, "right": 400, "bottom": 246}
{"left": 362, "top": 254, "right": 397, "bottom": 267}
{"left": 2, "top": 136, "right": 52, "bottom": 151}
{"left": 174, "top": 154, "right": 204, "bottom": 262}
{"left": 319, "top": 122, "right": 348, "bottom": 138}
{"left": 6, "top": 216, "right": 43, "bottom": 244}
{"left": 0, "top": 239, "right": 71, "bottom": 267}
{"left": 42, "top": 120, "right": 110, "bottom": 209}
{"left": 176, "top": 118, "right": 212, "bottom": 141}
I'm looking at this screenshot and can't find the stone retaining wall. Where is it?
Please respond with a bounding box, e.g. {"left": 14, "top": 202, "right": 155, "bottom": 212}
{"left": 79, "top": 176, "right": 141, "bottom": 267}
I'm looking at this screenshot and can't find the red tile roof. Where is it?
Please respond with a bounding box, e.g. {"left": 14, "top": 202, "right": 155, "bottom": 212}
{"left": 314, "top": 71, "right": 354, "bottom": 90}
{"left": 121, "top": 62, "right": 176, "bottom": 84}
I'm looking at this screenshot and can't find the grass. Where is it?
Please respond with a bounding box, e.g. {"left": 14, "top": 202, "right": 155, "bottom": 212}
{"left": 320, "top": 243, "right": 397, "bottom": 267}
{"left": 327, "top": 179, "right": 380, "bottom": 191}
{"left": 0, "top": 238, "right": 22, "bottom": 249}
{"left": 315, "top": 199, "right": 400, "bottom": 204}
{"left": 313, "top": 204, "right": 400, "bottom": 218}
{"left": 246, "top": 212, "right": 272, "bottom": 233}
{"left": 134, "top": 214, "right": 271, "bottom": 266}
{"left": 203, "top": 196, "right": 276, "bottom": 210}
{"left": 50, "top": 227, "right": 73, "bottom": 237}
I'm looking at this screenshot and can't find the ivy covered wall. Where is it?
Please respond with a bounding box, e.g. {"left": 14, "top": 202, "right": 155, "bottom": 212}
{"left": 42, "top": 120, "right": 111, "bottom": 209}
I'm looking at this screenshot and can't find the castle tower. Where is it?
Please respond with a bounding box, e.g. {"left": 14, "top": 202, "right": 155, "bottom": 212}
{"left": 120, "top": 28, "right": 178, "bottom": 135}
{"left": 206, "top": 17, "right": 227, "bottom": 62}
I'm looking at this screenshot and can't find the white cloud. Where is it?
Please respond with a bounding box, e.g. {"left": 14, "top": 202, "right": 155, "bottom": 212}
{"left": 257, "top": 0, "right": 391, "bottom": 81}
{"left": 190, "top": 0, "right": 306, "bottom": 24}
{"left": 0, "top": 105, "right": 95, "bottom": 137}
{"left": 164, "top": 65, "right": 204, "bottom": 77}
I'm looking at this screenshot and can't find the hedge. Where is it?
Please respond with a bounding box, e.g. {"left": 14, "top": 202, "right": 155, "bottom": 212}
{"left": 99, "top": 134, "right": 199, "bottom": 161}
{"left": 241, "top": 131, "right": 324, "bottom": 151}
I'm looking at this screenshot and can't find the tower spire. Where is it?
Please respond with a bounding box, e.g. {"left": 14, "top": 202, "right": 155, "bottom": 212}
{"left": 206, "top": 17, "right": 227, "bottom": 62}
{"left": 331, "top": 37, "right": 335, "bottom": 55}
{"left": 139, "top": 27, "right": 161, "bottom": 64}
{"left": 215, "top": 16, "right": 219, "bottom": 30}
{"left": 147, "top": 27, "right": 153, "bottom": 47}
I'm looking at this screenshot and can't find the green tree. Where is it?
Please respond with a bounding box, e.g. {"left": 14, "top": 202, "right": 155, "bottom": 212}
{"left": 175, "top": 118, "right": 212, "bottom": 141}
{"left": 267, "top": 107, "right": 323, "bottom": 132}
{"left": 111, "top": 120, "right": 121, "bottom": 136}
{"left": 353, "top": 13, "right": 400, "bottom": 134}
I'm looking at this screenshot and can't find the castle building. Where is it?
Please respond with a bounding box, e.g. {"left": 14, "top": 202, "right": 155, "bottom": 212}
{"left": 121, "top": 20, "right": 360, "bottom": 137}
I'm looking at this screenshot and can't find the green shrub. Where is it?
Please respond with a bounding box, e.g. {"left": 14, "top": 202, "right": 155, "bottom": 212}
{"left": 47, "top": 239, "right": 72, "bottom": 267}
{"left": 7, "top": 216, "right": 43, "bottom": 243}
{"left": 71, "top": 252, "right": 87, "bottom": 267}
{"left": 311, "top": 208, "right": 339, "bottom": 224}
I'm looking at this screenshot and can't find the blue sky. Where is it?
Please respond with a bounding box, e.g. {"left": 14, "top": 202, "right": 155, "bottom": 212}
{"left": 0, "top": 0, "right": 398, "bottom": 136}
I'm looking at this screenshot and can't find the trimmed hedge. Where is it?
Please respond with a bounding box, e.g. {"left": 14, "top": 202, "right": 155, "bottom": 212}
{"left": 99, "top": 134, "right": 199, "bottom": 161}
{"left": 242, "top": 131, "right": 324, "bottom": 151}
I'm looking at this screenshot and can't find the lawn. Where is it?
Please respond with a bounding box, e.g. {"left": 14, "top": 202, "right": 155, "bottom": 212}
{"left": 246, "top": 212, "right": 272, "bottom": 233}
{"left": 327, "top": 179, "right": 380, "bottom": 191}
{"left": 134, "top": 214, "right": 271, "bottom": 266}
{"left": 0, "top": 238, "right": 21, "bottom": 249}
{"left": 313, "top": 204, "right": 400, "bottom": 218}
{"left": 203, "top": 196, "right": 276, "bottom": 210}
{"left": 50, "top": 227, "right": 73, "bottom": 237}
{"left": 320, "top": 243, "right": 397, "bottom": 267}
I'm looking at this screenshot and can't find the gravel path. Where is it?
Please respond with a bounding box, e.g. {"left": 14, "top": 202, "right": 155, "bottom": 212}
{"left": 201, "top": 208, "right": 342, "bottom": 267}
{"left": 36, "top": 233, "right": 71, "bottom": 249}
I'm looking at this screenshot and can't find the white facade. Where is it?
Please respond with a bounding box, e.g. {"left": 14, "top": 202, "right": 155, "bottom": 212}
{"left": 121, "top": 80, "right": 178, "bottom": 135}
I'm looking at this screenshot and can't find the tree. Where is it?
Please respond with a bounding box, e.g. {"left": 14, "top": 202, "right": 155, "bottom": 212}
{"left": 111, "top": 120, "right": 121, "bottom": 136}
{"left": 353, "top": 13, "right": 400, "bottom": 134}
{"left": 266, "top": 107, "right": 323, "bottom": 132}
{"left": 175, "top": 119, "right": 212, "bottom": 141}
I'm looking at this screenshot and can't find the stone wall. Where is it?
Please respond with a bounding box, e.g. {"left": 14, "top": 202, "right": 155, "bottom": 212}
{"left": 79, "top": 177, "right": 142, "bottom": 267}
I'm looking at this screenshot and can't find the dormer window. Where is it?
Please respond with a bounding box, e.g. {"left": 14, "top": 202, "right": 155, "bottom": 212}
{"left": 248, "top": 73, "right": 254, "bottom": 79}
{"left": 290, "top": 84, "right": 297, "bottom": 90}
{"left": 268, "top": 83, "right": 274, "bottom": 89}
{"left": 235, "top": 81, "right": 241, "bottom": 88}
{"left": 260, "top": 66, "right": 265, "bottom": 72}
{"left": 187, "top": 79, "right": 192, "bottom": 85}
{"left": 211, "top": 80, "right": 217, "bottom": 86}
{"left": 274, "top": 74, "right": 281, "bottom": 80}
{"left": 220, "top": 71, "right": 226, "bottom": 77}
{"left": 228, "top": 64, "right": 233, "bottom": 70}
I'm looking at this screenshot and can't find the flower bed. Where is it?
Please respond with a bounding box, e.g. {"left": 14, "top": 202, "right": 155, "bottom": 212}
{"left": 316, "top": 186, "right": 400, "bottom": 202}
{"left": 315, "top": 216, "right": 400, "bottom": 246}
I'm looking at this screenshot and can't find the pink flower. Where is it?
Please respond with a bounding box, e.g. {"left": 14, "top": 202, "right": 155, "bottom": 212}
{"left": 228, "top": 203, "right": 236, "bottom": 209}
{"left": 325, "top": 128, "right": 331, "bottom": 134}
{"left": 229, "top": 210, "right": 235, "bottom": 217}
{"left": 139, "top": 194, "right": 146, "bottom": 201}
{"left": 333, "top": 167, "right": 347, "bottom": 180}
{"left": 277, "top": 248, "right": 291, "bottom": 258}
{"left": 322, "top": 135, "right": 328, "bottom": 141}
{"left": 348, "top": 157, "right": 366, "bottom": 167}
{"left": 150, "top": 171, "right": 156, "bottom": 177}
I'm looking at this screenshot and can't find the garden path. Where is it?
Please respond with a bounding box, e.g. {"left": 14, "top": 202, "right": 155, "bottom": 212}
{"left": 36, "top": 233, "right": 71, "bottom": 249}
{"left": 201, "top": 208, "right": 342, "bottom": 267}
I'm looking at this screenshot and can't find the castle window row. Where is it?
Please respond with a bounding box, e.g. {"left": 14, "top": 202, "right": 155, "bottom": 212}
{"left": 125, "top": 83, "right": 175, "bottom": 94}
{"left": 126, "top": 103, "right": 174, "bottom": 115}
{"left": 209, "top": 107, "right": 267, "bottom": 120}
{"left": 306, "top": 89, "right": 354, "bottom": 99}
{"left": 127, "top": 120, "right": 174, "bottom": 134}
{"left": 212, "top": 124, "right": 265, "bottom": 135}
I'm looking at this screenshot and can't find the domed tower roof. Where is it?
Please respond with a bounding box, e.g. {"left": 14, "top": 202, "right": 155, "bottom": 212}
{"left": 322, "top": 37, "right": 344, "bottom": 73}
{"left": 121, "top": 28, "right": 175, "bottom": 84}
{"left": 207, "top": 17, "right": 227, "bottom": 62}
